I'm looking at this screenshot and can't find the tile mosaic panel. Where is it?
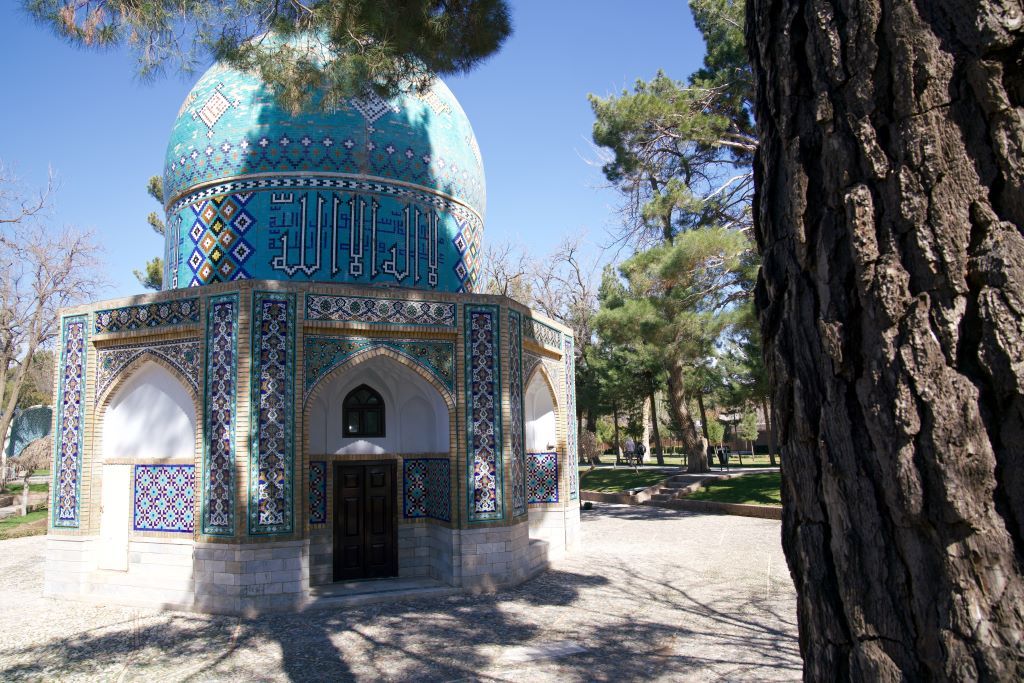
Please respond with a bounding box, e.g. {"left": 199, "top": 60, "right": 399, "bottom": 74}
{"left": 166, "top": 179, "right": 483, "bottom": 293}
{"left": 202, "top": 294, "right": 238, "bottom": 535}
{"left": 249, "top": 292, "right": 296, "bottom": 534}
{"left": 464, "top": 304, "right": 503, "bottom": 521}
{"left": 306, "top": 294, "right": 456, "bottom": 327}
{"left": 527, "top": 452, "right": 559, "bottom": 504}
{"left": 96, "top": 338, "right": 201, "bottom": 402}
{"left": 52, "top": 316, "right": 87, "bottom": 528}
{"left": 94, "top": 298, "right": 200, "bottom": 334}
{"left": 309, "top": 461, "right": 327, "bottom": 525}
{"left": 303, "top": 336, "right": 455, "bottom": 400}
{"left": 523, "top": 351, "right": 542, "bottom": 386}
{"left": 564, "top": 336, "right": 579, "bottom": 501}
{"left": 183, "top": 193, "right": 256, "bottom": 286}
{"left": 133, "top": 464, "right": 196, "bottom": 533}
{"left": 509, "top": 311, "right": 527, "bottom": 518}
{"left": 402, "top": 458, "right": 451, "bottom": 522}
{"left": 523, "top": 318, "right": 562, "bottom": 348}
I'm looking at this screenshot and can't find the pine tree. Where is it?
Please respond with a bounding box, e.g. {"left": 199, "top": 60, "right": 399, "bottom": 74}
{"left": 23, "top": 0, "right": 512, "bottom": 112}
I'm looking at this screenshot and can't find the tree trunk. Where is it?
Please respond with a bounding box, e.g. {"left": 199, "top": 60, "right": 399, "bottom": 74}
{"left": 613, "top": 403, "right": 622, "bottom": 468}
{"left": 642, "top": 396, "right": 652, "bottom": 464}
{"left": 761, "top": 396, "right": 777, "bottom": 466}
{"left": 649, "top": 390, "right": 665, "bottom": 466}
{"left": 696, "top": 392, "right": 710, "bottom": 441}
{"left": 666, "top": 357, "right": 709, "bottom": 473}
{"left": 21, "top": 476, "right": 28, "bottom": 516}
{"left": 747, "top": 0, "right": 1024, "bottom": 678}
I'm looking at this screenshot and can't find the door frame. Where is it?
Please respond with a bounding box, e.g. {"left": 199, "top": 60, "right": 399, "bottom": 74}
{"left": 331, "top": 459, "right": 399, "bottom": 581}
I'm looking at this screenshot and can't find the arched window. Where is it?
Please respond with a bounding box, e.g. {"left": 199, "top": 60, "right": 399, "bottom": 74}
{"left": 343, "top": 384, "right": 385, "bottom": 437}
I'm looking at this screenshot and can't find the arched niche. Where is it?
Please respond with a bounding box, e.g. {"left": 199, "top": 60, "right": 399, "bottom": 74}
{"left": 307, "top": 354, "right": 450, "bottom": 455}
{"left": 102, "top": 360, "right": 197, "bottom": 461}
{"left": 525, "top": 369, "right": 558, "bottom": 453}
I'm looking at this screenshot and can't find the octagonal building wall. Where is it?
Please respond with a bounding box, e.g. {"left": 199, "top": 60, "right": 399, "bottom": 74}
{"left": 43, "top": 281, "right": 580, "bottom": 614}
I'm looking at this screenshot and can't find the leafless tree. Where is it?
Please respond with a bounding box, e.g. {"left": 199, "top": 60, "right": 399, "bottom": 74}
{"left": 14, "top": 436, "right": 51, "bottom": 516}
{"left": 477, "top": 240, "right": 533, "bottom": 304}
{"left": 0, "top": 164, "right": 105, "bottom": 488}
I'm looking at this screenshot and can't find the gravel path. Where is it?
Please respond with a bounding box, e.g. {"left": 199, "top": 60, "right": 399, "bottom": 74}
{"left": 0, "top": 505, "right": 800, "bottom": 681}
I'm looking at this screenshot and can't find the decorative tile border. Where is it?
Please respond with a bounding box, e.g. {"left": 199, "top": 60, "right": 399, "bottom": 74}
{"left": 133, "top": 464, "right": 196, "bottom": 533}
{"left": 403, "top": 458, "right": 451, "bottom": 522}
{"left": 304, "top": 336, "right": 455, "bottom": 401}
{"left": 96, "top": 338, "right": 201, "bottom": 402}
{"left": 564, "top": 335, "right": 579, "bottom": 501}
{"left": 202, "top": 294, "right": 238, "bottom": 535}
{"left": 94, "top": 298, "right": 200, "bottom": 334}
{"left": 509, "top": 311, "right": 527, "bottom": 518}
{"left": 249, "top": 291, "right": 296, "bottom": 534}
{"left": 52, "top": 316, "right": 87, "bottom": 528}
{"left": 464, "top": 304, "right": 503, "bottom": 522}
{"left": 523, "top": 317, "right": 562, "bottom": 348}
{"left": 306, "top": 294, "right": 456, "bottom": 328}
{"left": 527, "top": 452, "right": 559, "bottom": 504}
{"left": 309, "top": 461, "right": 327, "bottom": 525}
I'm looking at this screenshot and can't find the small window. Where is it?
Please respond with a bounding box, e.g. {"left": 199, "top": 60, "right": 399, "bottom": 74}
{"left": 343, "top": 385, "right": 385, "bottom": 437}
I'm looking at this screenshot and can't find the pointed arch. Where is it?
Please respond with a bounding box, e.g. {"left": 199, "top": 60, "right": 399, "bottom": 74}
{"left": 305, "top": 345, "right": 456, "bottom": 412}
{"left": 99, "top": 356, "right": 200, "bottom": 463}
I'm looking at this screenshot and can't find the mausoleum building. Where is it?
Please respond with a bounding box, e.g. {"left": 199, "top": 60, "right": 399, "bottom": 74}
{"left": 44, "top": 46, "right": 580, "bottom": 614}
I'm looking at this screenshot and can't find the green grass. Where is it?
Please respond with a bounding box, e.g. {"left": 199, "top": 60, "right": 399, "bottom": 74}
{"left": 595, "top": 452, "right": 780, "bottom": 468}
{"left": 580, "top": 468, "right": 670, "bottom": 493}
{"left": 0, "top": 483, "right": 49, "bottom": 495}
{"left": 686, "top": 472, "right": 782, "bottom": 506}
{"left": 32, "top": 470, "right": 50, "bottom": 476}
{"left": 0, "top": 509, "right": 48, "bottom": 540}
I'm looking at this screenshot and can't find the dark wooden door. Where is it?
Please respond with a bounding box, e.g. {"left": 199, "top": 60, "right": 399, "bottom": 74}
{"left": 333, "top": 462, "right": 397, "bottom": 581}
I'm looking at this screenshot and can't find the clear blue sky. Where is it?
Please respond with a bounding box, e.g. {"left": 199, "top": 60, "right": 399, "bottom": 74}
{"left": 0, "top": 1, "right": 706, "bottom": 299}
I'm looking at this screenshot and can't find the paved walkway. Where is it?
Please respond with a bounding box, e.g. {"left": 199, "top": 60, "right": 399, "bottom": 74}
{"left": 0, "top": 505, "right": 800, "bottom": 681}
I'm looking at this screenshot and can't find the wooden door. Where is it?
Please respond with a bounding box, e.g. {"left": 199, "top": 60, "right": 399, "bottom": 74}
{"left": 333, "top": 462, "right": 397, "bottom": 581}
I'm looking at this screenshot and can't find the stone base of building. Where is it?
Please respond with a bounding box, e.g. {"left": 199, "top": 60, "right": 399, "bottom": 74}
{"left": 42, "top": 513, "right": 581, "bottom": 615}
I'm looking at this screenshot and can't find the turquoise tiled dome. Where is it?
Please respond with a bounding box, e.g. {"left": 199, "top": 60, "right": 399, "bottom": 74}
{"left": 162, "top": 44, "right": 485, "bottom": 292}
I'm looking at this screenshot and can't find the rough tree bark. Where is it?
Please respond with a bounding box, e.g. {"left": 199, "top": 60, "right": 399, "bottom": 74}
{"left": 667, "top": 358, "right": 710, "bottom": 472}
{"left": 747, "top": 0, "right": 1024, "bottom": 679}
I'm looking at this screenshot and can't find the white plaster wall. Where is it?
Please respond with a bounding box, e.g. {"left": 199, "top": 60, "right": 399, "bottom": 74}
{"left": 525, "top": 373, "right": 557, "bottom": 453}
{"left": 308, "top": 355, "right": 449, "bottom": 455}
{"left": 102, "top": 362, "right": 196, "bottom": 461}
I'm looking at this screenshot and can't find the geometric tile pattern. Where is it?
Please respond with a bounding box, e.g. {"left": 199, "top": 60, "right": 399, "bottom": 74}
{"left": 523, "top": 317, "right": 562, "bottom": 348}
{"left": 94, "top": 298, "right": 200, "bottom": 334}
{"left": 523, "top": 351, "right": 542, "bottom": 386}
{"left": 249, "top": 292, "right": 295, "bottom": 534}
{"left": 402, "top": 458, "right": 451, "bottom": 522}
{"left": 202, "top": 294, "right": 238, "bottom": 535}
{"left": 52, "top": 316, "right": 87, "bottom": 528}
{"left": 509, "top": 311, "right": 527, "bottom": 518}
{"left": 464, "top": 304, "right": 503, "bottom": 521}
{"left": 306, "top": 294, "right": 456, "bottom": 328}
{"left": 309, "top": 461, "right": 327, "bottom": 525}
{"left": 526, "top": 452, "right": 559, "bottom": 504}
{"left": 133, "top": 464, "right": 196, "bottom": 533}
{"left": 165, "top": 65, "right": 484, "bottom": 215}
{"left": 303, "top": 335, "right": 455, "bottom": 401}
{"left": 185, "top": 193, "right": 255, "bottom": 286}
{"left": 96, "top": 338, "right": 201, "bottom": 403}
{"left": 167, "top": 180, "right": 482, "bottom": 293}
{"left": 564, "top": 335, "right": 579, "bottom": 501}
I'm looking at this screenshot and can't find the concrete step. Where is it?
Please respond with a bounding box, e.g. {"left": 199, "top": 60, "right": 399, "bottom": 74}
{"left": 306, "top": 577, "right": 459, "bottom": 610}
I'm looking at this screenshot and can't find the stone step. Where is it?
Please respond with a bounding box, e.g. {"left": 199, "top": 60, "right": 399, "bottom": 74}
{"left": 307, "top": 577, "right": 458, "bottom": 610}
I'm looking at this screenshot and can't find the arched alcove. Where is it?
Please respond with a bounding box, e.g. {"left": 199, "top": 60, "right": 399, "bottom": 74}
{"left": 526, "top": 370, "right": 558, "bottom": 453}
{"left": 308, "top": 354, "right": 450, "bottom": 454}
{"left": 102, "top": 360, "right": 197, "bottom": 461}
